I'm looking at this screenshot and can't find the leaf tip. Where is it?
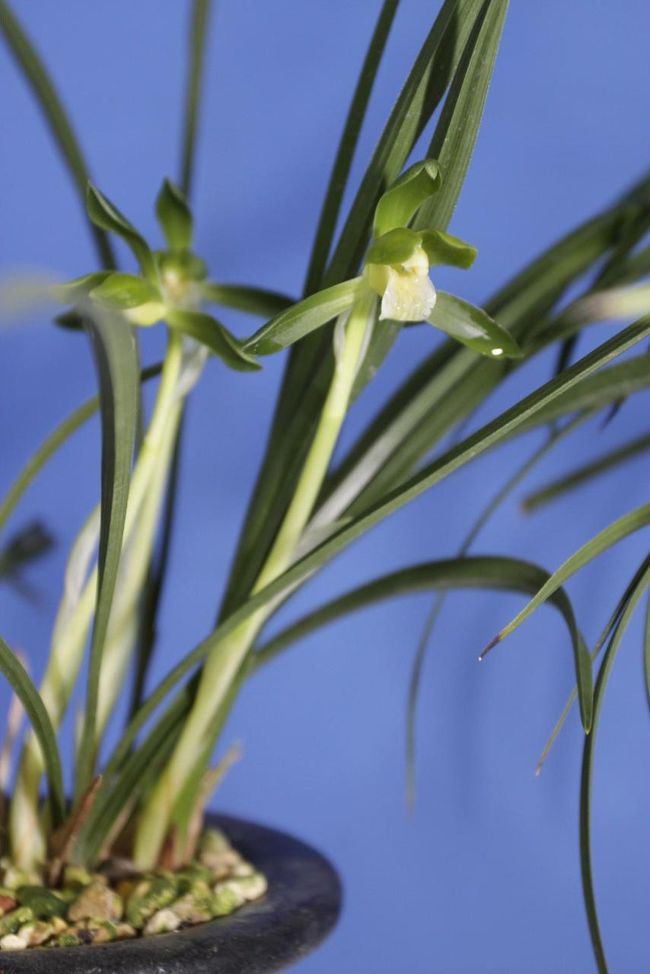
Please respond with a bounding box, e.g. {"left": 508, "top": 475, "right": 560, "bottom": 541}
{"left": 479, "top": 632, "right": 502, "bottom": 661}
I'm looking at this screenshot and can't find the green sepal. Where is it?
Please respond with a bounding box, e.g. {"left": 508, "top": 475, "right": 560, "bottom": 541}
{"left": 428, "top": 292, "right": 522, "bottom": 359}
{"left": 89, "top": 273, "right": 165, "bottom": 326}
{"left": 419, "top": 229, "right": 477, "bottom": 269}
{"left": 373, "top": 160, "right": 441, "bottom": 237}
{"left": 166, "top": 309, "right": 261, "bottom": 372}
{"left": 155, "top": 179, "right": 193, "bottom": 252}
{"left": 89, "top": 273, "right": 162, "bottom": 310}
{"left": 86, "top": 183, "right": 157, "bottom": 282}
{"left": 243, "top": 278, "right": 362, "bottom": 356}
{"left": 365, "top": 228, "right": 421, "bottom": 267}
{"left": 53, "top": 272, "right": 111, "bottom": 304}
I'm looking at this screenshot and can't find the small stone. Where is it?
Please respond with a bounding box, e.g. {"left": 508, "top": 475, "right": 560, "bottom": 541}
{"left": 229, "top": 873, "right": 268, "bottom": 901}
{"left": 18, "top": 920, "right": 56, "bottom": 947}
{"left": 0, "top": 933, "right": 27, "bottom": 951}
{"left": 210, "top": 884, "right": 243, "bottom": 917}
{"left": 144, "top": 908, "right": 181, "bottom": 935}
{"left": 169, "top": 892, "right": 212, "bottom": 924}
{"left": 0, "top": 906, "right": 34, "bottom": 936}
{"left": 113, "top": 922, "right": 137, "bottom": 941}
{"left": 126, "top": 876, "right": 177, "bottom": 928}
{"left": 0, "top": 894, "right": 17, "bottom": 916}
{"left": 68, "top": 880, "right": 123, "bottom": 923}
{"left": 84, "top": 921, "right": 117, "bottom": 944}
{"left": 231, "top": 860, "right": 255, "bottom": 878}
{"left": 52, "top": 932, "right": 82, "bottom": 947}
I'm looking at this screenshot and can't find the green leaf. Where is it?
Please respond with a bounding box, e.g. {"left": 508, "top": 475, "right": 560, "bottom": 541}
{"left": 115, "top": 316, "right": 650, "bottom": 766}
{"left": 327, "top": 0, "right": 489, "bottom": 285}
{"left": 414, "top": 0, "right": 509, "bottom": 233}
{"left": 166, "top": 309, "right": 260, "bottom": 372}
{"left": 156, "top": 179, "right": 193, "bottom": 251}
{"left": 420, "top": 229, "right": 477, "bottom": 268}
{"left": 75, "top": 691, "right": 190, "bottom": 865}
{"left": 89, "top": 273, "right": 162, "bottom": 311}
{"left": 179, "top": 0, "right": 213, "bottom": 197}
{"left": 405, "top": 417, "right": 586, "bottom": 805}
{"left": 349, "top": 0, "right": 507, "bottom": 431}
{"left": 373, "top": 160, "right": 441, "bottom": 237}
{"left": 517, "top": 353, "right": 650, "bottom": 432}
{"left": 482, "top": 501, "right": 650, "bottom": 732}
{"left": 0, "top": 635, "right": 65, "bottom": 826}
{"left": 242, "top": 278, "right": 362, "bottom": 356}
{"left": 86, "top": 184, "right": 157, "bottom": 281}
{"left": 0, "top": 1, "right": 114, "bottom": 269}
{"left": 75, "top": 308, "right": 139, "bottom": 798}
{"left": 219, "top": 0, "right": 495, "bottom": 618}
{"left": 523, "top": 432, "right": 650, "bottom": 513}
{"left": 201, "top": 282, "right": 294, "bottom": 318}
{"left": 536, "top": 552, "right": 650, "bottom": 776}
{"left": 253, "top": 556, "right": 583, "bottom": 671}
{"left": 578, "top": 562, "right": 650, "bottom": 974}
{"left": 429, "top": 291, "right": 521, "bottom": 358}
{"left": 304, "top": 0, "right": 400, "bottom": 294}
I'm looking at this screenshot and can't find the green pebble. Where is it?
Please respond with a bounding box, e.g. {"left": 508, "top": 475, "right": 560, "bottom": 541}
{"left": 16, "top": 886, "right": 67, "bottom": 919}
{"left": 54, "top": 933, "right": 81, "bottom": 947}
{"left": 210, "top": 886, "right": 241, "bottom": 917}
{"left": 126, "top": 877, "right": 177, "bottom": 928}
{"left": 0, "top": 907, "right": 34, "bottom": 936}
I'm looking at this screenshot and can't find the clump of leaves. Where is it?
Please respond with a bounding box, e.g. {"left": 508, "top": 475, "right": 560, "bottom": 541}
{"left": 1, "top": 1, "right": 650, "bottom": 968}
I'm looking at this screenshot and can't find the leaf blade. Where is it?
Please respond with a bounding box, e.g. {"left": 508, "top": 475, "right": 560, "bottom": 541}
{"left": 75, "top": 308, "right": 139, "bottom": 798}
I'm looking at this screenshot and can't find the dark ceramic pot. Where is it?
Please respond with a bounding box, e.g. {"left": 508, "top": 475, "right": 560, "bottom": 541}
{"left": 0, "top": 814, "right": 341, "bottom": 974}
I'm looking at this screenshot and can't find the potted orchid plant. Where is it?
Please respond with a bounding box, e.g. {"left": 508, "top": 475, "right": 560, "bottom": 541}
{"left": 1, "top": 1, "right": 650, "bottom": 971}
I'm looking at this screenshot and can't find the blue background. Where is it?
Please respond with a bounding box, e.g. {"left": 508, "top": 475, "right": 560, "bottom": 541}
{"left": 2, "top": 2, "right": 650, "bottom": 971}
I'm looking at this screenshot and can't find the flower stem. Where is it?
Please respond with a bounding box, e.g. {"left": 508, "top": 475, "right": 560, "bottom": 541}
{"left": 132, "top": 290, "right": 376, "bottom": 869}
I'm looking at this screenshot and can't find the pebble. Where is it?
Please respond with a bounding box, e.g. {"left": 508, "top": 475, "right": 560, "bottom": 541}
{"left": 0, "top": 828, "right": 266, "bottom": 950}
{"left": 0, "top": 933, "right": 27, "bottom": 951}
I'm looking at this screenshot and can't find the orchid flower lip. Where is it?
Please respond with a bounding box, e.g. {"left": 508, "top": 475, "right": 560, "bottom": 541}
{"left": 376, "top": 242, "right": 436, "bottom": 324}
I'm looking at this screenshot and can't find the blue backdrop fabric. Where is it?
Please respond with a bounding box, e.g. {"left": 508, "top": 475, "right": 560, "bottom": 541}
{"left": 1, "top": 3, "right": 650, "bottom": 971}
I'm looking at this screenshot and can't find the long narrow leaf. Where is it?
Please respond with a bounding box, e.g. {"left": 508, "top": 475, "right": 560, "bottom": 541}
{"left": 482, "top": 503, "right": 650, "bottom": 672}
{"left": 406, "top": 415, "right": 587, "bottom": 804}
{"left": 536, "top": 552, "right": 650, "bottom": 775}
{"left": 253, "top": 556, "right": 583, "bottom": 669}
{"left": 180, "top": 0, "right": 213, "bottom": 197}
{"left": 0, "top": 1, "right": 114, "bottom": 268}
{"left": 0, "top": 635, "right": 65, "bottom": 826}
{"left": 75, "top": 309, "right": 139, "bottom": 798}
{"left": 304, "top": 0, "right": 401, "bottom": 294}
{"left": 415, "top": 0, "right": 508, "bottom": 233}
{"left": 579, "top": 562, "right": 650, "bottom": 974}
{"left": 523, "top": 432, "right": 650, "bottom": 514}
{"left": 201, "top": 283, "right": 294, "bottom": 318}
{"left": 221, "top": 0, "right": 492, "bottom": 617}
{"left": 118, "top": 317, "right": 650, "bottom": 765}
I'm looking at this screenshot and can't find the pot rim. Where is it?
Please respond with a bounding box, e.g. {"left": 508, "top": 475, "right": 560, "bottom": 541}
{"left": 0, "top": 813, "right": 342, "bottom": 974}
